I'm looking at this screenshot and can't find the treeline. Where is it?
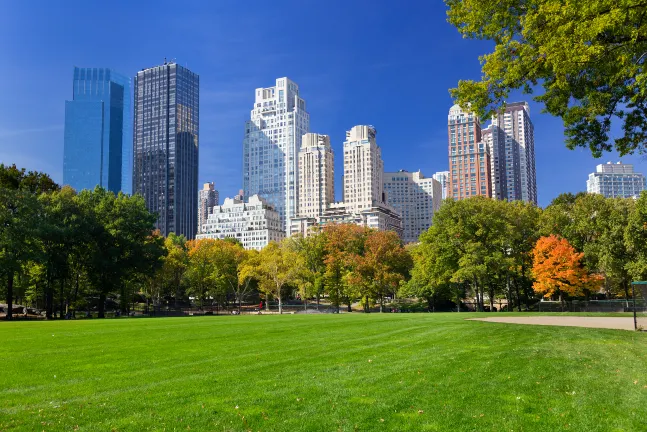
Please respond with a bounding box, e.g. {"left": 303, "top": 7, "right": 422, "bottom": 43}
{"left": 4, "top": 163, "right": 647, "bottom": 320}
{"left": 0, "top": 164, "right": 165, "bottom": 319}
{"left": 409, "top": 193, "right": 647, "bottom": 311}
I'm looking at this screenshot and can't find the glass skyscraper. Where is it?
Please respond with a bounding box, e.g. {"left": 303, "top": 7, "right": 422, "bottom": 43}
{"left": 63, "top": 67, "right": 132, "bottom": 194}
{"left": 133, "top": 61, "right": 199, "bottom": 239}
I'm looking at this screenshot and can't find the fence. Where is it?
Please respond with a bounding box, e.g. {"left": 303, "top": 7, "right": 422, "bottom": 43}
{"left": 534, "top": 300, "right": 647, "bottom": 313}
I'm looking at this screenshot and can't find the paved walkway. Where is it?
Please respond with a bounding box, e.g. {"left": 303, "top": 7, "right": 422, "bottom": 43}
{"left": 469, "top": 316, "right": 637, "bottom": 331}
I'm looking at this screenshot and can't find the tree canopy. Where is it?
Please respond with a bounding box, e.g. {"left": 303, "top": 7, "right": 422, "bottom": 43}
{"left": 445, "top": 0, "right": 647, "bottom": 156}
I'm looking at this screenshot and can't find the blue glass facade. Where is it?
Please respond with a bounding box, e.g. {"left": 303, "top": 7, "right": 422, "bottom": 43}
{"left": 63, "top": 67, "right": 132, "bottom": 194}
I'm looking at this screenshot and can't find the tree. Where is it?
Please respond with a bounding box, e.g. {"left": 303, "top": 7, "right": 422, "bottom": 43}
{"left": 531, "top": 235, "right": 600, "bottom": 303}
{"left": 159, "top": 233, "right": 189, "bottom": 306}
{"left": 77, "top": 187, "right": 164, "bottom": 318}
{"left": 256, "top": 240, "right": 303, "bottom": 314}
{"left": 446, "top": 0, "right": 647, "bottom": 156}
{"left": 625, "top": 191, "right": 647, "bottom": 282}
{"left": 348, "top": 230, "right": 412, "bottom": 312}
{"left": 287, "top": 230, "right": 328, "bottom": 309}
{"left": 185, "top": 239, "right": 219, "bottom": 309}
{"left": 0, "top": 164, "right": 58, "bottom": 320}
{"left": 323, "top": 224, "right": 367, "bottom": 312}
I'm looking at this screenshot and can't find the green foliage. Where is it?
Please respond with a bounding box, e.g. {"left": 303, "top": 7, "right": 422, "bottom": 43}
{"left": 446, "top": 0, "right": 647, "bottom": 156}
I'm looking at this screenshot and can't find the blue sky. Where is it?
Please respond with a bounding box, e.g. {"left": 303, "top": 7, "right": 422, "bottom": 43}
{"left": 0, "top": 0, "right": 644, "bottom": 207}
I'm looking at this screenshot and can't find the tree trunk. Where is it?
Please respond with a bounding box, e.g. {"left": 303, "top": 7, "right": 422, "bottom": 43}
{"left": 45, "top": 270, "right": 54, "bottom": 320}
{"left": 514, "top": 278, "right": 521, "bottom": 312}
{"left": 623, "top": 279, "right": 630, "bottom": 308}
{"left": 6, "top": 271, "right": 14, "bottom": 321}
{"left": 346, "top": 298, "right": 352, "bottom": 312}
{"left": 379, "top": 295, "right": 384, "bottom": 313}
{"left": 72, "top": 272, "right": 79, "bottom": 318}
{"left": 60, "top": 278, "right": 65, "bottom": 318}
{"left": 98, "top": 292, "right": 106, "bottom": 318}
{"left": 488, "top": 284, "right": 495, "bottom": 312}
{"left": 278, "top": 291, "right": 282, "bottom": 314}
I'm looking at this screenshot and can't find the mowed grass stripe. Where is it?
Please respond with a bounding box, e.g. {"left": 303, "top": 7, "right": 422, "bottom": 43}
{"left": 1, "top": 313, "right": 646, "bottom": 431}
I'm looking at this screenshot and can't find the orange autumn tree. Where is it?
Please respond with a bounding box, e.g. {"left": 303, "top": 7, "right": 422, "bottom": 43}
{"left": 531, "top": 235, "right": 600, "bottom": 301}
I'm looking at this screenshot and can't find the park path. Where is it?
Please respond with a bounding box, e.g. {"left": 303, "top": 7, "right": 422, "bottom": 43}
{"left": 468, "top": 316, "right": 636, "bottom": 331}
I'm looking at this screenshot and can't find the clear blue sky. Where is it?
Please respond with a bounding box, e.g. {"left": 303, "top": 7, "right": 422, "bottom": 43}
{"left": 0, "top": 0, "right": 643, "bottom": 207}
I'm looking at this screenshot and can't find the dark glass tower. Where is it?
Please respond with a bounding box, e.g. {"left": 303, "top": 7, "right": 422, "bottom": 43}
{"left": 133, "top": 61, "right": 199, "bottom": 239}
{"left": 63, "top": 67, "right": 132, "bottom": 194}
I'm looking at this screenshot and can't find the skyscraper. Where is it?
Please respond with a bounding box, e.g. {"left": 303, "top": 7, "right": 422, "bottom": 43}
{"left": 198, "top": 182, "right": 219, "bottom": 234}
{"left": 432, "top": 171, "right": 450, "bottom": 200}
{"left": 587, "top": 162, "right": 646, "bottom": 198}
{"left": 298, "top": 133, "right": 334, "bottom": 219}
{"left": 448, "top": 105, "right": 491, "bottom": 200}
{"left": 487, "top": 102, "right": 537, "bottom": 204}
{"left": 243, "top": 78, "right": 310, "bottom": 232}
{"left": 343, "top": 125, "right": 385, "bottom": 214}
{"left": 63, "top": 67, "right": 131, "bottom": 194}
{"left": 133, "top": 60, "right": 199, "bottom": 239}
{"left": 384, "top": 170, "right": 442, "bottom": 243}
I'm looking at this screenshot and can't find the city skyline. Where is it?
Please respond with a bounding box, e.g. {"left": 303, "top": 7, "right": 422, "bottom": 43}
{"left": 2, "top": 1, "right": 646, "bottom": 209}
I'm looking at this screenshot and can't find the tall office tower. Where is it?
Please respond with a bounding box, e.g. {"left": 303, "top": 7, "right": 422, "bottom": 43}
{"left": 198, "top": 182, "right": 219, "bottom": 234}
{"left": 63, "top": 67, "right": 131, "bottom": 194}
{"left": 242, "top": 78, "right": 310, "bottom": 232}
{"left": 133, "top": 61, "right": 199, "bottom": 239}
{"left": 343, "top": 125, "right": 385, "bottom": 213}
{"left": 298, "top": 133, "right": 334, "bottom": 219}
{"left": 432, "top": 171, "right": 450, "bottom": 200}
{"left": 487, "top": 102, "right": 537, "bottom": 203}
{"left": 384, "top": 170, "right": 442, "bottom": 243}
{"left": 587, "top": 162, "right": 646, "bottom": 198}
{"left": 448, "top": 105, "right": 491, "bottom": 200}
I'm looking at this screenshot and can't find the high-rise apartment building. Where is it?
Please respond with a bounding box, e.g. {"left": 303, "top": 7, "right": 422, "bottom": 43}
{"left": 448, "top": 105, "right": 491, "bottom": 199}
{"left": 587, "top": 162, "right": 646, "bottom": 198}
{"left": 63, "top": 67, "right": 131, "bottom": 194}
{"left": 343, "top": 125, "right": 385, "bottom": 213}
{"left": 133, "top": 61, "right": 199, "bottom": 239}
{"left": 432, "top": 171, "right": 450, "bottom": 200}
{"left": 487, "top": 102, "right": 537, "bottom": 204}
{"left": 384, "top": 170, "right": 442, "bottom": 243}
{"left": 243, "top": 78, "right": 310, "bottom": 233}
{"left": 196, "top": 195, "right": 285, "bottom": 250}
{"left": 298, "top": 133, "right": 334, "bottom": 219}
{"left": 198, "top": 182, "right": 219, "bottom": 235}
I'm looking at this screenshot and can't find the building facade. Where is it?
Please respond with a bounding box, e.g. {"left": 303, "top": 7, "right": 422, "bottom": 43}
{"left": 63, "top": 67, "right": 131, "bottom": 194}
{"left": 448, "top": 105, "right": 491, "bottom": 200}
{"left": 196, "top": 195, "right": 285, "bottom": 250}
{"left": 198, "top": 182, "right": 219, "bottom": 235}
{"left": 432, "top": 171, "right": 450, "bottom": 200}
{"left": 587, "top": 162, "right": 646, "bottom": 198}
{"left": 343, "top": 125, "right": 385, "bottom": 213}
{"left": 242, "top": 77, "right": 310, "bottom": 233}
{"left": 384, "top": 170, "right": 442, "bottom": 243}
{"left": 487, "top": 102, "right": 537, "bottom": 204}
{"left": 133, "top": 61, "right": 199, "bottom": 239}
{"left": 298, "top": 133, "right": 334, "bottom": 219}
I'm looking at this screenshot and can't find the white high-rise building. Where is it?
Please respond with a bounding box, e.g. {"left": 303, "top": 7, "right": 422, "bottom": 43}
{"left": 298, "top": 133, "right": 334, "bottom": 219}
{"left": 198, "top": 182, "right": 219, "bottom": 235}
{"left": 486, "top": 102, "right": 537, "bottom": 204}
{"left": 243, "top": 78, "right": 310, "bottom": 233}
{"left": 384, "top": 170, "right": 442, "bottom": 244}
{"left": 587, "top": 162, "right": 646, "bottom": 198}
{"left": 432, "top": 171, "right": 450, "bottom": 200}
{"left": 196, "top": 195, "right": 285, "bottom": 250}
{"left": 343, "top": 125, "right": 385, "bottom": 213}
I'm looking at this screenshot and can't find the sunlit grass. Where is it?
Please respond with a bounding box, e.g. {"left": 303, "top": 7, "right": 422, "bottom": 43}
{"left": 1, "top": 313, "right": 646, "bottom": 431}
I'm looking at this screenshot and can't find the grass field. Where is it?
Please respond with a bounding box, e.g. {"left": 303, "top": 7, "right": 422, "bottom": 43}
{"left": 1, "top": 313, "right": 646, "bottom": 431}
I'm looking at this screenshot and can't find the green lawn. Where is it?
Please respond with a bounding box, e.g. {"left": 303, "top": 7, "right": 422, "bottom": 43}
{"left": 1, "top": 313, "right": 646, "bottom": 431}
